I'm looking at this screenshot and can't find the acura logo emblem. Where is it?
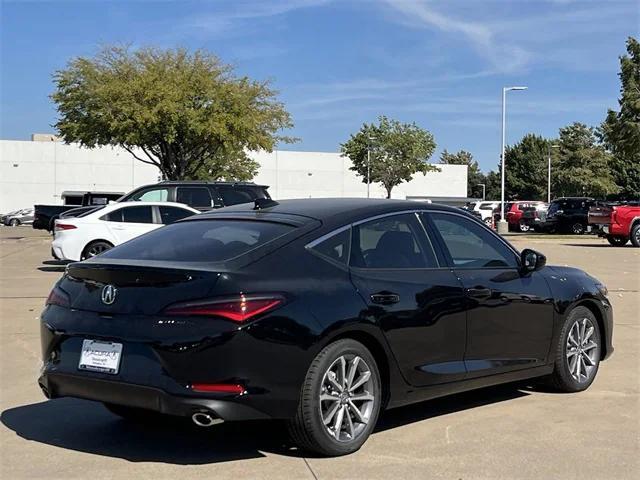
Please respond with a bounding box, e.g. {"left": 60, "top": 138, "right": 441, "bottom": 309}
{"left": 101, "top": 284, "right": 117, "bottom": 305}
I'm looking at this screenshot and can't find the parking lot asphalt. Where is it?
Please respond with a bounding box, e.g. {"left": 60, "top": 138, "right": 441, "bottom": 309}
{"left": 1, "top": 227, "right": 638, "bottom": 480}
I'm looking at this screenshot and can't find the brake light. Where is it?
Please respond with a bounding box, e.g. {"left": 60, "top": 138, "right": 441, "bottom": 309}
{"left": 163, "top": 294, "right": 283, "bottom": 322}
{"left": 612, "top": 207, "right": 618, "bottom": 224}
{"left": 46, "top": 287, "right": 70, "bottom": 307}
{"left": 191, "top": 383, "right": 245, "bottom": 394}
{"left": 55, "top": 223, "right": 77, "bottom": 231}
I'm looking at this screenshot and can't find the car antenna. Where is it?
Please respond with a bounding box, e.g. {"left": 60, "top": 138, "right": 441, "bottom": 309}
{"left": 253, "top": 198, "right": 279, "bottom": 210}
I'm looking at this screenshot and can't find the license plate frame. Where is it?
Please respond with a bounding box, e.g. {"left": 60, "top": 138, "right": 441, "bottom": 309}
{"left": 78, "top": 339, "right": 123, "bottom": 374}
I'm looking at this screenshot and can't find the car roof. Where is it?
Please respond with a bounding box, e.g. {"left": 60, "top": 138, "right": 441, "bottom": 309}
{"left": 156, "top": 181, "right": 268, "bottom": 187}
{"left": 198, "top": 197, "right": 465, "bottom": 229}
{"left": 84, "top": 201, "right": 198, "bottom": 216}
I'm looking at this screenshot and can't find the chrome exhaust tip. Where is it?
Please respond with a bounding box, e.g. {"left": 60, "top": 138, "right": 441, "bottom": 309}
{"left": 191, "top": 412, "right": 222, "bottom": 427}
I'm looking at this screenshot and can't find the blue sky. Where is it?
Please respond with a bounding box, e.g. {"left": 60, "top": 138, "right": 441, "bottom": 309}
{"left": 1, "top": 0, "right": 637, "bottom": 171}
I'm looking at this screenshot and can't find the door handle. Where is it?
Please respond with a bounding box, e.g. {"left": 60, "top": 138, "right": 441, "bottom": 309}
{"left": 465, "top": 287, "right": 492, "bottom": 299}
{"left": 370, "top": 292, "right": 400, "bottom": 305}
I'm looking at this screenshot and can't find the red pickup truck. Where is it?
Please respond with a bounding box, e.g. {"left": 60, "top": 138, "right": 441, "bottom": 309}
{"left": 596, "top": 205, "right": 640, "bottom": 247}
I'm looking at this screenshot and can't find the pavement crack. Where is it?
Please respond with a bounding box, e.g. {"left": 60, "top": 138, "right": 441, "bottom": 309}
{"left": 303, "top": 457, "right": 319, "bottom": 480}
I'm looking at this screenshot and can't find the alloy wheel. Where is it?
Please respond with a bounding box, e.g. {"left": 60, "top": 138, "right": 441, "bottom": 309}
{"left": 319, "top": 354, "right": 375, "bottom": 442}
{"left": 572, "top": 223, "right": 584, "bottom": 234}
{"left": 84, "top": 243, "right": 111, "bottom": 259}
{"left": 566, "top": 317, "right": 599, "bottom": 383}
{"left": 519, "top": 221, "right": 530, "bottom": 232}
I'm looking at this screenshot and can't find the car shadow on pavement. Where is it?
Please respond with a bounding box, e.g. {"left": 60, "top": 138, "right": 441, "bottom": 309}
{"left": 564, "top": 243, "right": 631, "bottom": 248}
{"left": 2, "top": 384, "right": 531, "bottom": 464}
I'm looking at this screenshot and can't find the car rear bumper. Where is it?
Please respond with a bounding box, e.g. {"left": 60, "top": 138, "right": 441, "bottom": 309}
{"left": 38, "top": 371, "right": 269, "bottom": 421}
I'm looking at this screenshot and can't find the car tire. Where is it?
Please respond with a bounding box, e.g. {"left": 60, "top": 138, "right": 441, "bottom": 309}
{"left": 287, "top": 339, "right": 381, "bottom": 456}
{"left": 630, "top": 223, "right": 640, "bottom": 248}
{"left": 518, "top": 220, "right": 530, "bottom": 232}
{"left": 571, "top": 222, "right": 585, "bottom": 235}
{"left": 606, "top": 235, "right": 628, "bottom": 247}
{"left": 81, "top": 240, "right": 114, "bottom": 260}
{"left": 9, "top": 219, "right": 20, "bottom": 227}
{"left": 545, "top": 306, "right": 601, "bottom": 393}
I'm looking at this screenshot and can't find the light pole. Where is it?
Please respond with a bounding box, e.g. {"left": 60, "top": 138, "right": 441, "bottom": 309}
{"left": 366, "top": 135, "right": 375, "bottom": 198}
{"left": 477, "top": 183, "right": 486, "bottom": 200}
{"left": 547, "top": 144, "right": 559, "bottom": 203}
{"left": 498, "top": 85, "right": 528, "bottom": 234}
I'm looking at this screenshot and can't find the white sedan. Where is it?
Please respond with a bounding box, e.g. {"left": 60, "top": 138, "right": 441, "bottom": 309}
{"left": 51, "top": 201, "right": 199, "bottom": 261}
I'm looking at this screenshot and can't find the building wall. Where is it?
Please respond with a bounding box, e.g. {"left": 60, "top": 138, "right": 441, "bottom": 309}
{"left": 0, "top": 140, "right": 467, "bottom": 212}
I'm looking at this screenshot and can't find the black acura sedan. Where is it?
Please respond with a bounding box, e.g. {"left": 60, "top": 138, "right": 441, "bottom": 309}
{"left": 39, "top": 199, "right": 613, "bottom": 456}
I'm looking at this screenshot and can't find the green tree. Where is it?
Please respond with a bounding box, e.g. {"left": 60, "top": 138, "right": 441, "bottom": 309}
{"left": 341, "top": 116, "right": 437, "bottom": 198}
{"left": 503, "top": 134, "right": 549, "bottom": 201}
{"left": 600, "top": 36, "right": 640, "bottom": 199}
{"left": 553, "top": 123, "right": 619, "bottom": 197}
{"left": 52, "top": 45, "right": 294, "bottom": 180}
{"left": 439, "top": 149, "right": 484, "bottom": 198}
{"left": 484, "top": 170, "right": 502, "bottom": 201}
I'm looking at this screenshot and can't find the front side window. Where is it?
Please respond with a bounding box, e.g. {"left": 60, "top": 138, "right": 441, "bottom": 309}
{"left": 427, "top": 212, "right": 518, "bottom": 269}
{"left": 429, "top": 213, "right": 518, "bottom": 268}
{"left": 176, "top": 187, "right": 212, "bottom": 208}
{"left": 350, "top": 213, "right": 437, "bottom": 269}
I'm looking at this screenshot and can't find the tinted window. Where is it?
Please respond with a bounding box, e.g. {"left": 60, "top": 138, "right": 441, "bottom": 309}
{"left": 102, "top": 206, "right": 153, "bottom": 223}
{"left": 310, "top": 228, "right": 350, "bottom": 265}
{"left": 350, "top": 213, "right": 437, "bottom": 269}
{"left": 100, "top": 220, "right": 294, "bottom": 263}
{"left": 176, "top": 187, "right": 212, "bottom": 208}
{"left": 130, "top": 188, "right": 169, "bottom": 202}
{"left": 428, "top": 212, "right": 517, "bottom": 268}
{"left": 159, "top": 206, "right": 194, "bottom": 225}
{"left": 218, "top": 186, "right": 266, "bottom": 206}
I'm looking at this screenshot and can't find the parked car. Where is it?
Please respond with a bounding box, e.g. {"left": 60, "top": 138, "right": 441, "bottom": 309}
{"left": 598, "top": 204, "right": 640, "bottom": 247}
{"left": 51, "top": 202, "right": 199, "bottom": 261}
{"left": 520, "top": 203, "right": 549, "bottom": 232}
{"left": 39, "top": 198, "right": 613, "bottom": 456}
{"left": 119, "top": 181, "right": 271, "bottom": 211}
{"left": 504, "top": 201, "right": 546, "bottom": 232}
{"left": 472, "top": 201, "right": 499, "bottom": 227}
{"left": 1, "top": 209, "right": 22, "bottom": 225}
{"left": 540, "top": 197, "right": 596, "bottom": 234}
{"left": 3, "top": 208, "right": 34, "bottom": 226}
{"left": 34, "top": 191, "right": 125, "bottom": 231}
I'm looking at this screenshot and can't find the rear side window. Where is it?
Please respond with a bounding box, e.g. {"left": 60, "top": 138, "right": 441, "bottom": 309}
{"left": 100, "top": 220, "right": 295, "bottom": 262}
{"left": 176, "top": 187, "right": 213, "bottom": 208}
{"left": 159, "top": 206, "right": 194, "bottom": 224}
{"left": 218, "top": 186, "right": 267, "bottom": 206}
{"left": 102, "top": 206, "right": 154, "bottom": 223}
{"left": 309, "top": 228, "right": 351, "bottom": 265}
{"left": 350, "top": 213, "right": 438, "bottom": 269}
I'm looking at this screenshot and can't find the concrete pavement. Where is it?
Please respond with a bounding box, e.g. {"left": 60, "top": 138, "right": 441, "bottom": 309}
{"left": 1, "top": 227, "right": 638, "bottom": 479}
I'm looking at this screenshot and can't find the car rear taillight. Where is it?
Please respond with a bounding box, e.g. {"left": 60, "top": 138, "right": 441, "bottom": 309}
{"left": 162, "top": 294, "right": 284, "bottom": 323}
{"left": 191, "top": 383, "right": 245, "bottom": 394}
{"left": 55, "top": 223, "right": 77, "bottom": 231}
{"left": 612, "top": 207, "right": 618, "bottom": 224}
{"left": 46, "top": 287, "right": 70, "bottom": 308}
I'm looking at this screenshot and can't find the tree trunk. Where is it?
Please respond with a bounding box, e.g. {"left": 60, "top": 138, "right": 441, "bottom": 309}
{"left": 385, "top": 185, "right": 392, "bottom": 199}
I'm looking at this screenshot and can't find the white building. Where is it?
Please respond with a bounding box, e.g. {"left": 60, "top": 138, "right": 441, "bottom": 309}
{"left": 0, "top": 139, "right": 467, "bottom": 213}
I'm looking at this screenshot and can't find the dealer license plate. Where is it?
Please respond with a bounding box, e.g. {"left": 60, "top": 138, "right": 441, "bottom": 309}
{"left": 78, "top": 339, "right": 122, "bottom": 374}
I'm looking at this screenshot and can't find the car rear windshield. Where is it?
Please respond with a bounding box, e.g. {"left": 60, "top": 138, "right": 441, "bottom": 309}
{"left": 99, "top": 219, "right": 295, "bottom": 263}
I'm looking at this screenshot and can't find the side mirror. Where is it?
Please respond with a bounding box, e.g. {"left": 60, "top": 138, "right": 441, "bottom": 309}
{"left": 521, "top": 248, "right": 546, "bottom": 273}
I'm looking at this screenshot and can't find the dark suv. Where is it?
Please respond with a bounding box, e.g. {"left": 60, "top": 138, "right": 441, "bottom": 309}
{"left": 119, "top": 181, "right": 271, "bottom": 211}
{"left": 541, "top": 197, "right": 596, "bottom": 234}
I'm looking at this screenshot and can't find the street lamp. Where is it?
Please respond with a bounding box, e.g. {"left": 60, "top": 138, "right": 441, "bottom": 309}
{"left": 366, "top": 135, "right": 375, "bottom": 198}
{"left": 547, "top": 144, "right": 559, "bottom": 203}
{"left": 498, "top": 86, "right": 528, "bottom": 234}
{"left": 477, "top": 183, "right": 486, "bottom": 200}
